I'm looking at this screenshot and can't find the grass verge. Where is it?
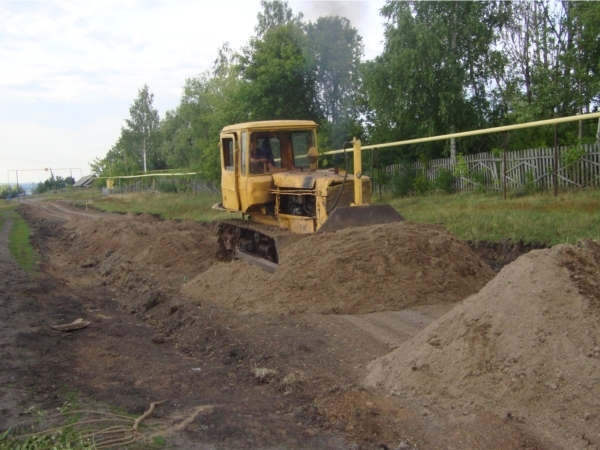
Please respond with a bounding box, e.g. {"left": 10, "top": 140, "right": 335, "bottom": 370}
{"left": 7, "top": 210, "right": 39, "bottom": 271}
{"left": 0, "top": 397, "right": 168, "bottom": 450}
{"left": 89, "top": 192, "right": 238, "bottom": 222}
{"left": 41, "top": 188, "right": 599, "bottom": 245}
{"left": 384, "top": 189, "right": 600, "bottom": 245}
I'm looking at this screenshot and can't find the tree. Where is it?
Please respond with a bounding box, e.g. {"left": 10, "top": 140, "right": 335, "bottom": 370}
{"left": 255, "top": 0, "right": 303, "bottom": 38}
{"left": 124, "top": 85, "right": 161, "bottom": 173}
{"left": 362, "top": 1, "right": 507, "bottom": 163}
{"left": 34, "top": 176, "right": 75, "bottom": 194}
{"left": 239, "top": 22, "right": 320, "bottom": 121}
{"left": 156, "top": 44, "right": 246, "bottom": 181}
{"left": 490, "top": 1, "right": 600, "bottom": 148}
{"left": 307, "top": 16, "right": 364, "bottom": 148}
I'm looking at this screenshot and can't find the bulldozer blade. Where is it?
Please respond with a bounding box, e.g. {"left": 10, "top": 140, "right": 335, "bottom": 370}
{"left": 318, "top": 204, "right": 404, "bottom": 233}
{"left": 272, "top": 233, "right": 313, "bottom": 262}
{"left": 235, "top": 248, "right": 278, "bottom": 274}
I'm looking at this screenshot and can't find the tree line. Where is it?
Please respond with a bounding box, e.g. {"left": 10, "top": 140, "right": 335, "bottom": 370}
{"left": 92, "top": 0, "right": 600, "bottom": 181}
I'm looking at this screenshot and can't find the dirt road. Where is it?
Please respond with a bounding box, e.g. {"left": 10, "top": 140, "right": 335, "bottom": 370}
{"left": 0, "top": 201, "right": 558, "bottom": 449}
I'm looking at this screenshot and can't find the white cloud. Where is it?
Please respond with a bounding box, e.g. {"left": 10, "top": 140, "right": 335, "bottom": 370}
{"left": 0, "top": 0, "right": 385, "bottom": 185}
{"left": 0, "top": 116, "right": 123, "bottom": 183}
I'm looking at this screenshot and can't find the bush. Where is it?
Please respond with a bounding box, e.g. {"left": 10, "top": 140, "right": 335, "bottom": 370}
{"left": 412, "top": 173, "right": 431, "bottom": 194}
{"left": 471, "top": 170, "right": 487, "bottom": 193}
{"left": 433, "top": 168, "right": 455, "bottom": 193}
{"left": 390, "top": 165, "right": 418, "bottom": 197}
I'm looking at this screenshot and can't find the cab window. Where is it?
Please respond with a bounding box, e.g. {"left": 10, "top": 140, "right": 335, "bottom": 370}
{"left": 222, "top": 137, "right": 234, "bottom": 170}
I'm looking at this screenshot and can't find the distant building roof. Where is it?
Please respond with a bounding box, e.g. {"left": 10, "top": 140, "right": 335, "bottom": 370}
{"left": 73, "top": 175, "right": 96, "bottom": 187}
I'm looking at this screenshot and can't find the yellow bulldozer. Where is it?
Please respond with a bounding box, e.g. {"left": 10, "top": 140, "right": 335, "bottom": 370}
{"left": 213, "top": 120, "right": 403, "bottom": 271}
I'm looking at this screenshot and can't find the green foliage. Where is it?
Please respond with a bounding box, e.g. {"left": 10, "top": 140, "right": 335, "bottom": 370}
{"left": 0, "top": 186, "right": 24, "bottom": 199}
{"left": 239, "top": 22, "right": 320, "bottom": 121}
{"left": 522, "top": 170, "right": 538, "bottom": 195}
{"left": 561, "top": 145, "right": 587, "bottom": 168}
{"left": 385, "top": 190, "right": 600, "bottom": 246}
{"left": 91, "top": 192, "right": 236, "bottom": 222}
{"left": 307, "top": 16, "right": 364, "bottom": 148}
{"left": 35, "top": 176, "right": 75, "bottom": 194}
{"left": 471, "top": 171, "right": 487, "bottom": 192}
{"left": 125, "top": 85, "right": 163, "bottom": 173}
{"left": 94, "top": 0, "right": 600, "bottom": 187}
{"left": 254, "top": 0, "right": 303, "bottom": 37}
{"left": 152, "top": 436, "right": 167, "bottom": 446}
{"left": 0, "top": 427, "right": 93, "bottom": 450}
{"left": 433, "top": 168, "right": 456, "bottom": 194}
{"left": 412, "top": 173, "right": 431, "bottom": 195}
{"left": 452, "top": 154, "right": 468, "bottom": 178}
{"left": 93, "top": 85, "right": 162, "bottom": 178}
{"left": 7, "top": 211, "right": 38, "bottom": 272}
{"left": 390, "top": 164, "right": 418, "bottom": 197}
{"left": 362, "top": 1, "right": 507, "bottom": 160}
{"left": 560, "top": 145, "right": 589, "bottom": 186}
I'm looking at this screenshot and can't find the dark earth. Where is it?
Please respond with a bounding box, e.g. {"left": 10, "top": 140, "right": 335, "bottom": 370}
{"left": 0, "top": 201, "right": 557, "bottom": 449}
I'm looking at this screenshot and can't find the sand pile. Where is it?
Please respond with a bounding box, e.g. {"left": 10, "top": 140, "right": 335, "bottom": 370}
{"left": 182, "top": 222, "right": 495, "bottom": 314}
{"left": 65, "top": 213, "right": 220, "bottom": 277}
{"left": 366, "top": 242, "right": 600, "bottom": 449}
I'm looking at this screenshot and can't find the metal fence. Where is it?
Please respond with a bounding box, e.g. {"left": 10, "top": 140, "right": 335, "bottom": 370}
{"left": 382, "top": 142, "right": 600, "bottom": 193}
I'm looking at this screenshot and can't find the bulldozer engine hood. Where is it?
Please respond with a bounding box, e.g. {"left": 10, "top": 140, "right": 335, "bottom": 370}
{"left": 271, "top": 170, "right": 349, "bottom": 190}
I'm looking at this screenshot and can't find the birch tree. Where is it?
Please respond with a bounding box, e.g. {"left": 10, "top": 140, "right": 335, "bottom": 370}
{"left": 125, "top": 85, "right": 160, "bottom": 173}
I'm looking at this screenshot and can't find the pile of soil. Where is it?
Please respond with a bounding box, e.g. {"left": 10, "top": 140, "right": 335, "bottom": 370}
{"left": 366, "top": 241, "right": 600, "bottom": 449}
{"left": 182, "top": 222, "right": 496, "bottom": 315}
{"left": 64, "top": 213, "right": 219, "bottom": 278}
{"left": 20, "top": 205, "right": 222, "bottom": 313}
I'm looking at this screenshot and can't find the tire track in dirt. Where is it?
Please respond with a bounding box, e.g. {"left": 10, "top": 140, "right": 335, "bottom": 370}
{"left": 339, "top": 305, "right": 454, "bottom": 349}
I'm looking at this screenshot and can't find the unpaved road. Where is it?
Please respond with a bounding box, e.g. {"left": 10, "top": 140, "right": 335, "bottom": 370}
{"left": 0, "top": 201, "right": 557, "bottom": 449}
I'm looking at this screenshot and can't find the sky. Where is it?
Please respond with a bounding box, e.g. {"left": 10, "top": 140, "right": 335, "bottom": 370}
{"left": 0, "top": 0, "right": 387, "bottom": 185}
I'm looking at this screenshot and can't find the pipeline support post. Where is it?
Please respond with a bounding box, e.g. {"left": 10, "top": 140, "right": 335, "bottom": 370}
{"left": 553, "top": 124, "right": 558, "bottom": 197}
{"left": 502, "top": 132, "right": 507, "bottom": 200}
{"left": 352, "top": 137, "right": 363, "bottom": 206}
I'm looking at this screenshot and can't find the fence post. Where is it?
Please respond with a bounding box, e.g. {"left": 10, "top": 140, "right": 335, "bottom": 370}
{"left": 502, "top": 131, "right": 507, "bottom": 199}
{"left": 553, "top": 124, "right": 558, "bottom": 197}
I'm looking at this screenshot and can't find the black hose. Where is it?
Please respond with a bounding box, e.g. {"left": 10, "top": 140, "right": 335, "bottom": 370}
{"left": 326, "top": 142, "right": 351, "bottom": 212}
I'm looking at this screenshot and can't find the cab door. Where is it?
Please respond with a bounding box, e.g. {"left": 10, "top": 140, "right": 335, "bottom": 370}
{"left": 220, "top": 134, "right": 240, "bottom": 211}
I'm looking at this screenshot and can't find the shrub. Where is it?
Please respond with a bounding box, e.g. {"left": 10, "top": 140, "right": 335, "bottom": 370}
{"left": 390, "top": 164, "right": 418, "bottom": 197}
{"left": 412, "top": 173, "right": 431, "bottom": 194}
{"left": 433, "top": 168, "right": 455, "bottom": 193}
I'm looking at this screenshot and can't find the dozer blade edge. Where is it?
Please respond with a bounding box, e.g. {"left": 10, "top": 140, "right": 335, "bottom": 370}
{"left": 270, "top": 205, "right": 405, "bottom": 268}
{"left": 317, "top": 204, "right": 405, "bottom": 233}
{"left": 230, "top": 205, "right": 404, "bottom": 273}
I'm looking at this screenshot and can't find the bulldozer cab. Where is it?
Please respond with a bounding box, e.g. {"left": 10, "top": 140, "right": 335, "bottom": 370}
{"left": 249, "top": 130, "right": 314, "bottom": 174}
{"left": 220, "top": 133, "right": 240, "bottom": 211}
{"left": 219, "top": 121, "right": 319, "bottom": 215}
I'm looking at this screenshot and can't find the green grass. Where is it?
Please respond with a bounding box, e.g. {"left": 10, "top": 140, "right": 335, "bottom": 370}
{"left": 89, "top": 192, "right": 239, "bottom": 222}
{"left": 40, "top": 187, "right": 600, "bottom": 245}
{"left": 0, "top": 425, "right": 93, "bottom": 450}
{"left": 7, "top": 210, "right": 39, "bottom": 271}
{"left": 383, "top": 189, "right": 600, "bottom": 245}
{"left": 0, "top": 397, "right": 170, "bottom": 450}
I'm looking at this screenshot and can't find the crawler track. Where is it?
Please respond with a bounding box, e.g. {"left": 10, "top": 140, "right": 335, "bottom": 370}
{"left": 217, "top": 219, "right": 291, "bottom": 263}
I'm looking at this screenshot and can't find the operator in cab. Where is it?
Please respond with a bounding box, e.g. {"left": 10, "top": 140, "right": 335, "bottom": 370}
{"left": 250, "top": 138, "right": 276, "bottom": 173}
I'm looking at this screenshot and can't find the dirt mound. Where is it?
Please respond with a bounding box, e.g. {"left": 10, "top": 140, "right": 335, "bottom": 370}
{"left": 64, "top": 214, "right": 219, "bottom": 278}
{"left": 366, "top": 242, "right": 600, "bottom": 449}
{"left": 182, "top": 222, "right": 495, "bottom": 314}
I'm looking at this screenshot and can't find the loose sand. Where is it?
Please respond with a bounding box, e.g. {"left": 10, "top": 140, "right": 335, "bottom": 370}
{"left": 366, "top": 241, "right": 600, "bottom": 449}
{"left": 182, "top": 222, "right": 496, "bottom": 315}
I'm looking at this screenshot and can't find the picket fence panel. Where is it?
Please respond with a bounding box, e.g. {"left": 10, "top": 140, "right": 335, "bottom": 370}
{"left": 380, "top": 143, "right": 600, "bottom": 192}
